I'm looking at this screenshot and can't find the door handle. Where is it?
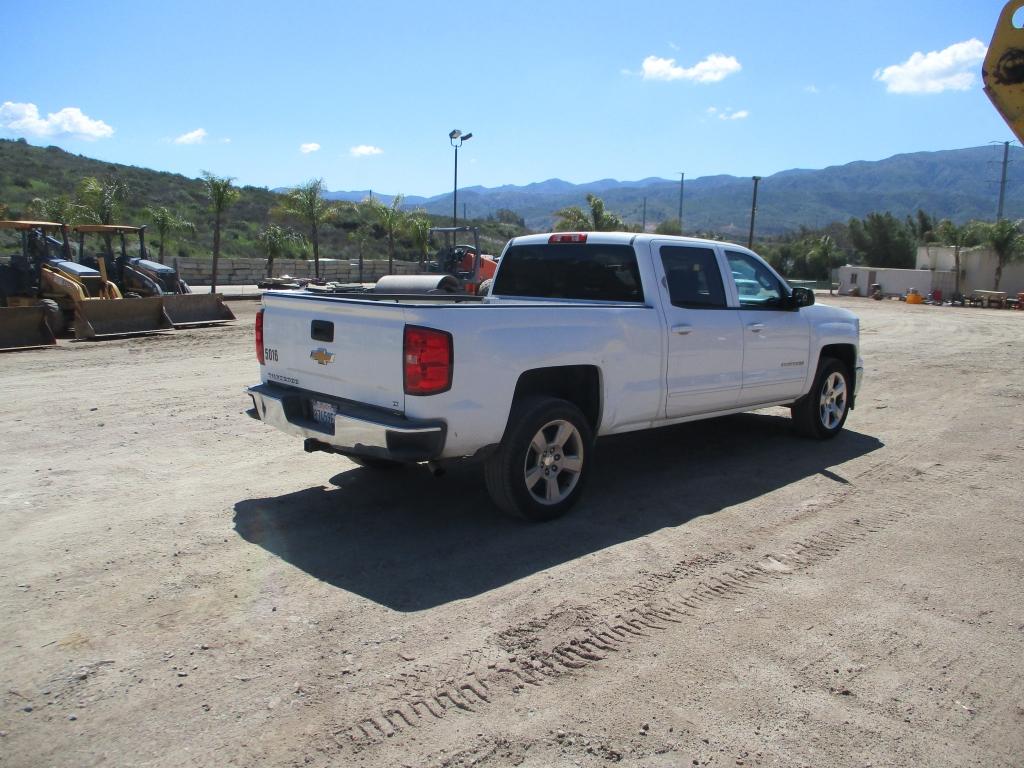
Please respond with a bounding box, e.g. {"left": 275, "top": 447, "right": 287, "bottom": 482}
{"left": 747, "top": 322, "right": 765, "bottom": 333}
{"left": 671, "top": 324, "right": 693, "bottom": 335}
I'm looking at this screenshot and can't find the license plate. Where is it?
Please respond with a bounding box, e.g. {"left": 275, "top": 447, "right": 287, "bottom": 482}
{"left": 310, "top": 399, "right": 337, "bottom": 427}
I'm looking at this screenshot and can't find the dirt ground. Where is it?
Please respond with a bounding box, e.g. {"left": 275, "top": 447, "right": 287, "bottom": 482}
{"left": 1, "top": 295, "right": 1022, "bottom": 768}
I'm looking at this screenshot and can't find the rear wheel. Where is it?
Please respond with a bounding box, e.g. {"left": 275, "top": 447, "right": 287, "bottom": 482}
{"left": 792, "top": 357, "right": 850, "bottom": 439}
{"left": 484, "top": 397, "right": 594, "bottom": 521}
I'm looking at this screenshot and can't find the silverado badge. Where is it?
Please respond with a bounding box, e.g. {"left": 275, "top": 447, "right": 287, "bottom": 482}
{"left": 310, "top": 347, "right": 335, "bottom": 366}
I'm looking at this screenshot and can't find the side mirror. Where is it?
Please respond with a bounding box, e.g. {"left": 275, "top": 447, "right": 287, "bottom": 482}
{"left": 791, "top": 286, "right": 815, "bottom": 308}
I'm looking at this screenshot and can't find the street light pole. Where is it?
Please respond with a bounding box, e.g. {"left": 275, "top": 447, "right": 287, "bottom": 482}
{"left": 747, "top": 176, "right": 762, "bottom": 249}
{"left": 678, "top": 172, "right": 685, "bottom": 234}
{"left": 449, "top": 129, "right": 473, "bottom": 227}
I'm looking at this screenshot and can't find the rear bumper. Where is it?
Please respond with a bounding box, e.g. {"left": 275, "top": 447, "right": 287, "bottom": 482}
{"left": 246, "top": 382, "right": 446, "bottom": 462}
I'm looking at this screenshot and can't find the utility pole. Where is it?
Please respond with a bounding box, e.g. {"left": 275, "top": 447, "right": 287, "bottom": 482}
{"left": 747, "top": 176, "right": 762, "bottom": 249}
{"left": 678, "top": 172, "right": 685, "bottom": 234}
{"left": 997, "top": 140, "right": 1010, "bottom": 220}
{"left": 642, "top": 197, "right": 647, "bottom": 231}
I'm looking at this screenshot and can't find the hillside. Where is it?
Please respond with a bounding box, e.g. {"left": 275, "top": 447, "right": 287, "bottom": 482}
{"left": 0, "top": 140, "right": 517, "bottom": 261}
{"left": 326, "top": 146, "right": 1023, "bottom": 234}
{"left": 1, "top": 139, "right": 1019, "bottom": 255}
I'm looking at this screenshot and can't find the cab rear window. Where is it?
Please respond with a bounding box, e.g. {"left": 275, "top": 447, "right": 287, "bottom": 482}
{"left": 493, "top": 243, "right": 644, "bottom": 302}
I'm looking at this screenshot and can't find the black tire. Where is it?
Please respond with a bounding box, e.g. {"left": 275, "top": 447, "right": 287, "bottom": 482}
{"left": 484, "top": 396, "right": 594, "bottom": 522}
{"left": 478, "top": 278, "right": 493, "bottom": 296}
{"left": 348, "top": 455, "right": 404, "bottom": 470}
{"left": 39, "top": 299, "right": 64, "bottom": 336}
{"left": 791, "top": 357, "right": 851, "bottom": 439}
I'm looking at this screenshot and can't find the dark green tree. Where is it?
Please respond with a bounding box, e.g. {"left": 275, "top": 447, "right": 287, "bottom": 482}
{"left": 848, "top": 212, "right": 915, "bottom": 268}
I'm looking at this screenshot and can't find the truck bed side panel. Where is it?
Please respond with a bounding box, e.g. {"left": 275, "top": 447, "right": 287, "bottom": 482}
{"left": 397, "top": 303, "right": 664, "bottom": 457}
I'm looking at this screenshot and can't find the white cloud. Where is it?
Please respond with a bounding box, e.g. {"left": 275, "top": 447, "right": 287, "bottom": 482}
{"left": 0, "top": 101, "right": 114, "bottom": 141}
{"left": 300, "top": 142, "right": 320, "bottom": 154}
{"left": 641, "top": 53, "right": 741, "bottom": 83}
{"left": 173, "top": 128, "right": 207, "bottom": 145}
{"left": 874, "top": 39, "right": 986, "bottom": 94}
{"left": 708, "top": 107, "right": 748, "bottom": 120}
{"left": 804, "top": 84, "right": 819, "bottom": 94}
{"left": 350, "top": 144, "right": 383, "bottom": 157}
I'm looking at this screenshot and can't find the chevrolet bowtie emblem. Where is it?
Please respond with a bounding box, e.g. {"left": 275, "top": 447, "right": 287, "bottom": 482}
{"left": 310, "top": 347, "right": 335, "bottom": 365}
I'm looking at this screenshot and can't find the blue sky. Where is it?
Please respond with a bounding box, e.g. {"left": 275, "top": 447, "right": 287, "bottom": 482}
{"left": 0, "top": 1, "right": 1011, "bottom": 197}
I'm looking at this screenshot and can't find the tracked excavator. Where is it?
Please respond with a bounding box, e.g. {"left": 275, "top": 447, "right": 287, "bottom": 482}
{"left": 74, "top": 224, "right": 235, "bottom": 328}
{"left": 0, "top": 220, "right": 171, "bottom": 350}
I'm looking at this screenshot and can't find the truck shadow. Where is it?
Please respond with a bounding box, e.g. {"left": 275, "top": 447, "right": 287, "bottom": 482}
{"left": 233, "top": 412, "right": 882, "bottom": 611}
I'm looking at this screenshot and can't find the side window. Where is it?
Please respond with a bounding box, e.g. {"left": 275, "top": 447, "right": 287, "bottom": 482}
{"left": 725, "top": 250, "right": 785, "bottom": 309}
{"left": 659, "top": 245, "right": 726, "bottom": 309}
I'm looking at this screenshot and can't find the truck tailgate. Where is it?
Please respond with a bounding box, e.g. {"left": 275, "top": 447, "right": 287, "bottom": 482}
{"left": 261, "top": 293, "right": 406, "bottom": 411}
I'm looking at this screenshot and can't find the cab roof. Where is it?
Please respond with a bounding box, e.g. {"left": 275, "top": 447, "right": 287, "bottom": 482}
{"left": 73, "top": 224, "right": 143, "bottom": 234}
{"left": 0, "top": 220, "right": 66, "bottom": 231}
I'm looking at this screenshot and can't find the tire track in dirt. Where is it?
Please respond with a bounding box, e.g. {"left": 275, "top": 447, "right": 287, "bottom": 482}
{"left": 334, "top": 506, "right": 910, "bottom": 751}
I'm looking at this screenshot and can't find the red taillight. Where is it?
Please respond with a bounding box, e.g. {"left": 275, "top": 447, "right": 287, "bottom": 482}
{"left": 549, "top": 233, "right": 588, "bottom": 243}
{"left": 255, "top": 308, "right": 265, "bottom": 365}
{"left": 404, "top": 325, "right": 452, "bottom": 396}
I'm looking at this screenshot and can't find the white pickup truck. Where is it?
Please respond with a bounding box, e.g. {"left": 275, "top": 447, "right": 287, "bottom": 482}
{"left": 247, "top": 232, "right": 862, "bottom": 521}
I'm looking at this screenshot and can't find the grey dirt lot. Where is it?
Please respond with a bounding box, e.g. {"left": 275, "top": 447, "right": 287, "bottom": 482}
{"left": 1, "top": 295, "right": 1022, "bottom": 768}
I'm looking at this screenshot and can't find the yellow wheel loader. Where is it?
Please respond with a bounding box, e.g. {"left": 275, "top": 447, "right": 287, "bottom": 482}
{"left": 74, "top": 224, "right": 235, "bottom": 328}
{"left": 0, "top": 220, "right": 171, "bottom": 349}
{"left": 985, "top": 2, "right": 1024, "bottom": 143}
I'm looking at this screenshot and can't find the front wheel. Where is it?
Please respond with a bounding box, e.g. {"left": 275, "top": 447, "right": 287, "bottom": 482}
{"left": 791, "top": 358, "right": 851, "bottom": 439}
{"left": 484, "top": 397, "right": 594, "bottom": 521}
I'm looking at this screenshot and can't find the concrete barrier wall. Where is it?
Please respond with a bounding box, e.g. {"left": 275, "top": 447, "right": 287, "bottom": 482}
{"left": 176, "top": 257, "right": 421, "bottom": 285}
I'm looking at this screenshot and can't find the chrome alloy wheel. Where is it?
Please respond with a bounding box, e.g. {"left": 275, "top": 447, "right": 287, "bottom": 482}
{"left": 523, "top": 418, "right": 585, "bottom": 505}
{"left": 818, "top": 371, "right": 848, "bottom": 430}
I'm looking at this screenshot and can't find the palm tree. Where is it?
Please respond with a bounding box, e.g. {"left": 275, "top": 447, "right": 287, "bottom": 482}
{"left": 201, "top": 171, "right": 240, "bottom": 294}
{"left": 77, "top": 176, "right": 128, "bottom": 256}
{"left": 807, "top": 235, "right": 842, "bottom": 280}
{"left": 279, "top": 179, "right": 340, "bottom": 280}
{"left": 406, "top": 214, "right": 432, "bottom": 267}
{"left": 977, "top": 218, "right": 1024, "bottom": 291}
{"left": 349, "top": 224, "right": 373, "bottom": 283}
{"left": 368, "top": 195, "right": 405, "bottom": 274}
{"left": 144, "top": 205, "right": 194, "bottom": 263}
{"left": 28, "top": 195, "right": 77, "bottom": 225}
{"left": 257, "top": 224, "right": 303, "bottom": 278}
{"left": 553, "top": 193, "right": 624, "bottom": 232}
{"left": 936, "top": 220, "right": 976, "bottom": 298}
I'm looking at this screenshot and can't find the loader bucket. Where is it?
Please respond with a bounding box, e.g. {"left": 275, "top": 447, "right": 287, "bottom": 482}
{"left": 161, "top": 293, "right": 236, "bottom": 327}
{"left": 74, "top": 297, "right": 173, "bottom": 340}
{"left": 0, "top": 306, "right": 57, "bottom": 351}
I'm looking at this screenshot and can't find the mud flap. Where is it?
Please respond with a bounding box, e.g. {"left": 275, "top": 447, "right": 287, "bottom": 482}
{"left": 0, "top": 306, "right": 57, "bottom": 351}
{"left": 161, "top": 293, "right": 236, "bottom": 327}
{"left": 74, "top": 297, "right": 173, "bottom": 340}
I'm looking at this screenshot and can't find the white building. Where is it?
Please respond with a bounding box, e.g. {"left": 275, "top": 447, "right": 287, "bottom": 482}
{"left": 835, "top": 246, "right": 1024, "bottom": 298}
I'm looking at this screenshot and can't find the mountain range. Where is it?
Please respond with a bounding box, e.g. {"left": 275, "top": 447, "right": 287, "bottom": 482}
{"left": 306, "top": 145, "right": 1023, "bottom": 234}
